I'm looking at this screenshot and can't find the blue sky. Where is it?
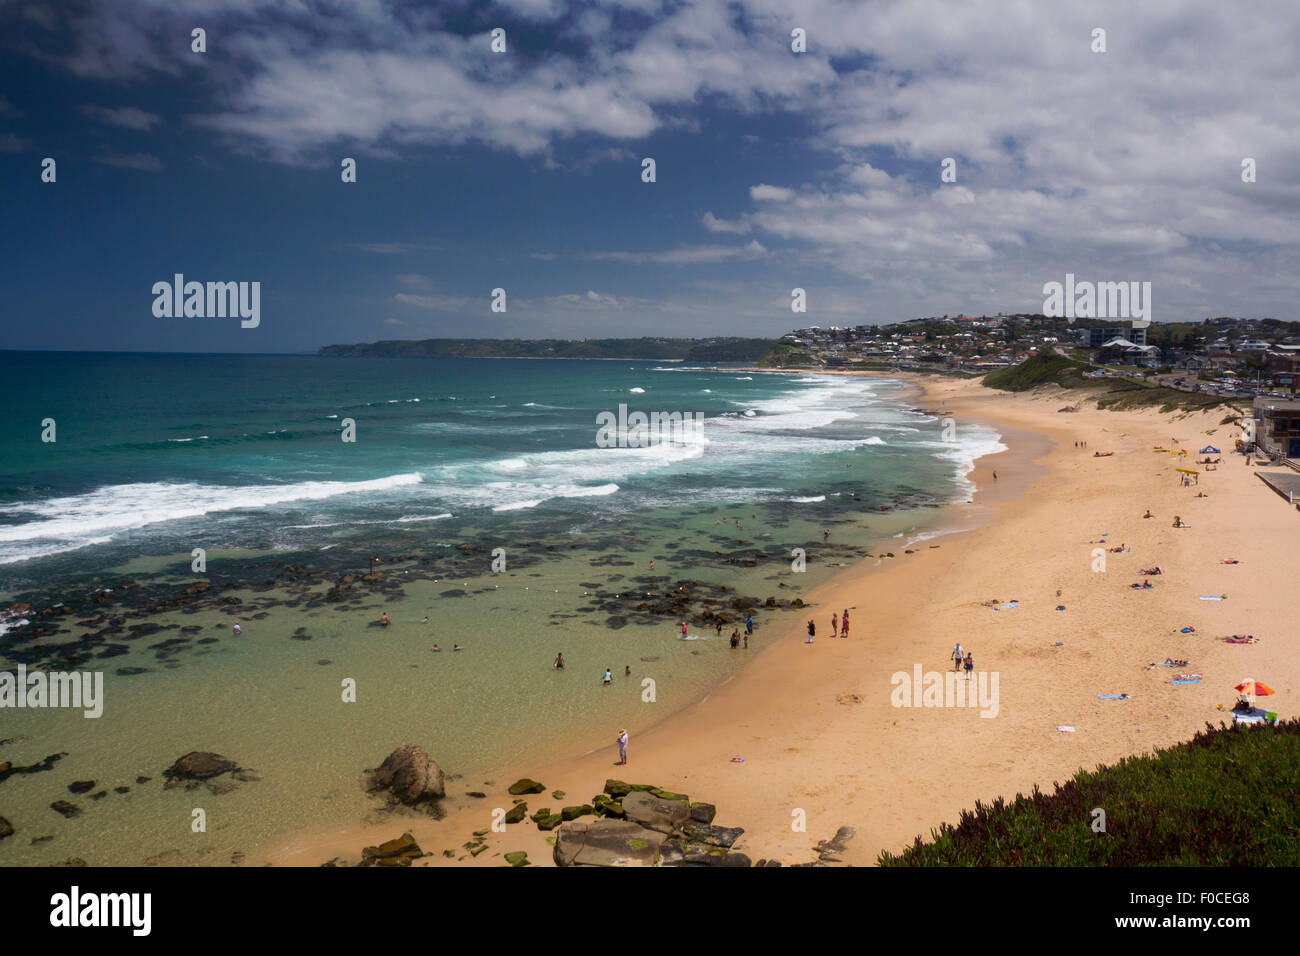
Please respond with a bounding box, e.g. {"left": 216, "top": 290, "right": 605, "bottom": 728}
{"left": 2, "top": 0, "right": 1298, "bottom": 352}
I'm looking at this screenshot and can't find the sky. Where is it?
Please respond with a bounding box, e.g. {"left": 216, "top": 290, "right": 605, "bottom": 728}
{"left": 1, "top": 0, "right": 1298, "bottom": 353}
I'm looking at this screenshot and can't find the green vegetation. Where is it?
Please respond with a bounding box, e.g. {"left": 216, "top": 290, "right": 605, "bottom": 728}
{"left": 982, "top": 353, "right": 1228, "bottom": 412}
{"left": 757, "top": 341, "right": 818, "bottom": 367}
{"left": 981, "top": 353, "right": 1093, "bottom": 390}
{"left": 880, "top": 720, "right": 1300, "bottom": 866}
{"left": 319, "top": 337, "right": 775, "bottom": 362}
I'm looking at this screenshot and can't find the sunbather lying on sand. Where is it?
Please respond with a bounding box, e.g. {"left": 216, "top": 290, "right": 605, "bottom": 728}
{"left": 1130, "top": 581, "right": 1154, "bottom": 589}
{"left": 1138, "top": 566, "right": 1162, "bottom": 575}
{"left": 1143, "top": 510, "right": 1154, "bottom": 518}
{"left": 1220, "top": 558, "right": 1240, "bottom": 564}
{"left": 1219, "top": 634, "right": 1257, "bottom": 644}
{"left": 1108, "top": 544, "right": 1127, "bottom": 553}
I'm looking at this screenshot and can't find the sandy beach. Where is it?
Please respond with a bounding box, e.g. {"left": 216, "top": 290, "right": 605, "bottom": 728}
{"left": 267, "top": 373, "right": 1296, "bottom": 867}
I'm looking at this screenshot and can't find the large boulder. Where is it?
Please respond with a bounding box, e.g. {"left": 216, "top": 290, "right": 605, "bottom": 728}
{"left": 621, "top": 790, "right": 691, "bottom": 835}
{"left": 553, "top": 820, "right": 667, "bottom": 867}
{"left": 368, "top": 744, "right": 445, "bottom": 806}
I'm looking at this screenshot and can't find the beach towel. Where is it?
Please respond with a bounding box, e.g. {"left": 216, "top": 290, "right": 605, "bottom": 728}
{"left": 730, "top": 756, "right": 745, "bottom": 763}
{"left": 1198, "top": 595, "right": 1226, "bottom": 601}
{"left": 1057, "top": 725, "right": 1075, "bottom": 733}
{"left": 992, "top": 602, "right": 1020, "bottom": 610}
{"left": 1171, "top": 679, "right": 1201, "bottom": 685}
{"left": 1179, "top": 627, "right": 1195, "bottom": 633}
{"left": 1097, "top": 694, "right": 1130, "bottom": 700}
{"left": 1055, "top": 605, "right": 1067, "bottom": 611}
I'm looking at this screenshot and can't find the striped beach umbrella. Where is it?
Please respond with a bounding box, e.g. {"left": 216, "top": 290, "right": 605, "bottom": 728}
{"left": 1235, "top": 679, "right": 1275, "bottom": 700}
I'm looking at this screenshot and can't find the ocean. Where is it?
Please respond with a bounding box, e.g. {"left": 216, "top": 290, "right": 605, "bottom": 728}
{"left": 0, "top": 352, "right": 1003, "bottom": 864}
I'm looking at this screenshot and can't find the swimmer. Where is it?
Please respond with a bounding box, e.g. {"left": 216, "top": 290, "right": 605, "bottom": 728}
{"left": 232, "top": 623, "right": 241, "bottom": 636}
{"left": 453, "top": 643, "right": 462, "bottom": 651}
{"left": 602, "top": 667, "right": 612, "bottom": 685}
{"left": 431, "top": 644, "right": 441, "bottom": 652}
{"left": 380, "top": 612, "right": 390, "bottom": 627}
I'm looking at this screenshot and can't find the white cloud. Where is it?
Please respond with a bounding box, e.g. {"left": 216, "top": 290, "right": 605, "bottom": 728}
{"left": 702, "top": 211, "right": 750, "bottom": 234}
{"left": 79, "top": 105, "right": 161, "bottom": 130}
{"left": 750, "top": 184, "right": 796, "bottom": 201}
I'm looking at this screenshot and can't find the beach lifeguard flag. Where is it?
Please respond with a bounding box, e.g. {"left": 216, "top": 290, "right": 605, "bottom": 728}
{"left": 1235, "top": 680, "right": 1275, "bottom": 697}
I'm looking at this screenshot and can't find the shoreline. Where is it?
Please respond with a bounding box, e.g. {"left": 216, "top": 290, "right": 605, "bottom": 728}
{"left": 268, "top": 372, "right": 1298, "bottom": 867}
{"left": 260, "top": 373, "right": 1060, "bottom": 866}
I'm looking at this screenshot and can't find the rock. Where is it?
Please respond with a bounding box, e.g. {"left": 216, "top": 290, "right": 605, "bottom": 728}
{"left": 368, "top": 743, "right": 445, "bottom": 806}
{"left": 50, "top": 800, "right": 81, "bottom": 818}
{"left": 55, "top": 857, "right": 87, "bottom": 867}
{"left": 466, "top": 791, "right": 487, "bottom": 798}
{"left": 88, "top": 790, "right": 108, "bottom": 801}
{"left": 553, "top": 820, "right": 667, "bottom": 867}
{"left": 683, "top": 842, "right": 729, "bottom": 866}
{"left": 0, "top": 816, "right": 13, "bottom": 839}
{"left": 720, "top": 851, "right": 753, "bottom": 867}
{"left": 681, "top": 823, "right": 744, "bottom": 848}
{"left": 537, "top": 814, "right": 563, "bottom": 831}
{"left": 163, "top": 752, "right": 239, "bottom": 782}
{"left": 621, "top": 790, "right": 691, "bottom": 835}
{"left": 135, "top": 776, "right": 152, "bottom": 784}
{"left": 361, "top": 831, "right": 423, "bottom": 867}
{"left": 68, "top": 780, "right": 96, "bottom": 795}
{"left": 650, "top": 788, "right": 688, "bottom": 802}
{"left": 0, "top": 762, "right": 10, "bottom": 774}
{"left": 814, "top": 825, "right": 856, "bottom": 861}
{"left": 529, "top": 808, "right": 552, "bottom": 824}
{"left": 504, "top": 851, "right": 530, "bottom": 867}
{"left": 688, "top": 802, "right": 716, "bottom": 824}
{"left": 503, "top": 802, "right": 527, "bottom": 824}
{"left": 592, "top": 794, "right": 625, "bottom": 818}
{"left": 560, "top": 804, "right": 594, "bottom": 821}
{"left": 114, "top": 787, "right": 130, "bottom": 794}
{"left": 551, "top": 790, "right": 566, "bottom": 800}
{"left": 507, "top": 777, "right": 545, "bottom": 795}
{"left": 602, "top": 779, "right": 657, "bottom": 798}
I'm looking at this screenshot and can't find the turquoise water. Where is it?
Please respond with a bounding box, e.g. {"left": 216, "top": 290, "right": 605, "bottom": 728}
{"left": 0, "top": 354, "right": 1003, "bottom": 864}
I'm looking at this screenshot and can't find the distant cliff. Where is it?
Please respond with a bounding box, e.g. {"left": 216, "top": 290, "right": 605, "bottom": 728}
{"left": 318, "top": 337, "right": 776, "bottom": 362}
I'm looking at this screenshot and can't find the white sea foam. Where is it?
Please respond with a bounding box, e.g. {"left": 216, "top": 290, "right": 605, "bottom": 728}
{"left": 789, "top": 495, "right": 826, "bottom": 503}
{"left": 0, "top": 473, "right": 424, "bottom": 563}
{"left": 629, "top": 387, "right": 646, "bottom": 394}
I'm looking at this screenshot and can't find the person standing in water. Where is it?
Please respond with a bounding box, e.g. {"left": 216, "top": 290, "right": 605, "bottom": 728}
{"left": 602, "top": 667, "right": 613, "bottom": 685}
{"left": 745, "top": 615, "right": 754, "bottom": 635}
{"left": 554, "top": 652, "right": 565, "bottom": 670}
{"left": 681, "top": 621, "right": 689, "bottom": 638}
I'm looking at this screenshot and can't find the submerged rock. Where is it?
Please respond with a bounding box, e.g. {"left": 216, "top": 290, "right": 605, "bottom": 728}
{"left": 67, "top": 780, "right": 96, "bottom": 795}
{"left": 163, "top": 752, "right": 239, "bottom": 783}
{"left": 0, "top": 816, "right": 13, "bottom": 839}
{"left": 50, "top": 800, "right": 81, "bottom": 818}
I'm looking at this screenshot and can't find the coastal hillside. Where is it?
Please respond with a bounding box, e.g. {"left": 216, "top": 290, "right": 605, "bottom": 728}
{"left": 318, "top": 337, "right": 775, "bottom": 362}
{"left": 879, "top": 720, "right": 1300, "bottom": 866}
{"left": 983, "top": 353, "right": 1231, "bottom": 413}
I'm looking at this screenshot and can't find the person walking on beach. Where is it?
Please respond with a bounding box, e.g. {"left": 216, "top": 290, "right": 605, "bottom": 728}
{"left": 963, "top": 652, "right": 974, "bottom": 681}
{"left": 745, "top": 615, "right": 754, "bottom": 636}
{"left": 616, "top": 728, "right": 629, "bottom": 766}
{"left": 832, "top": 612, "right": 839, "bottom": 637}
{"left": 840, "top": 614, "right": 850, "bottom": 639}
{"left": 806, "top": 620, "right": 816, "bottom": 643}
{"left": 602, "top": 667, "right": 613, "bottom": 685}
{"left": 992, "top": 470, "right": 997, "bottom": 480}
{"left": 554, "top": 652, "right": 565, "bottom": 670}
{"left": 625, "top": 664, "right": 631, "bottom": 677}
{"left": 952, "top": 642, "right": 964, "bottom": 671}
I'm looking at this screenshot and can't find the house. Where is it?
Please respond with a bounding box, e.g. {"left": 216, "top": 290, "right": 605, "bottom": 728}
{"left": 1253, "top": 398, "right": 1300, "bottom": 458}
